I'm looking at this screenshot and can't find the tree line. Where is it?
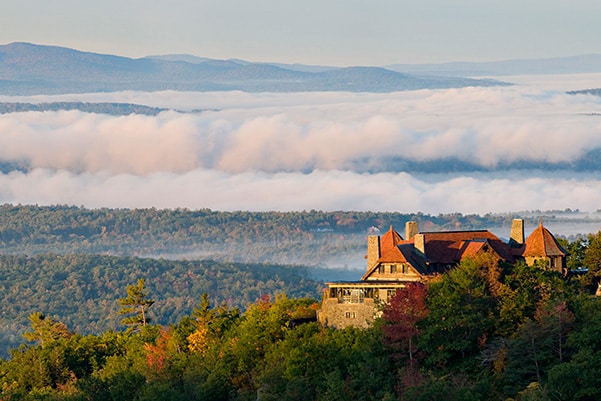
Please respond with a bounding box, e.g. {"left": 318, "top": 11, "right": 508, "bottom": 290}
{"left": 0, "top": 102, "right": 166, "bottom": 116}
{"left": 0, "top": 204, "right": 577, "bottom": 265}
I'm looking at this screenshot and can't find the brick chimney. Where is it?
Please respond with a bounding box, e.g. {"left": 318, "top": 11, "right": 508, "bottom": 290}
{"left": 509, "top": 219, "right": 525, "bottom": 246}
{"left": 405, "top": 221, "right": 418, "bottom": 240}
{"left": 367, "top": 235, "right": 380, "bottom": 271}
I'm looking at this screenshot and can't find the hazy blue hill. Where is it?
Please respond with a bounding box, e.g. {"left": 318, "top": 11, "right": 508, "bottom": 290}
{"left": 0, "top": 101, "right": 167, "bottom": 116}
{"left": 218, "top": 63, "right": 308, "bottom": 81}
{"left": 145, "top": 54, "right": 215, "bottom": 64}
{"left": 568, "top": 88, "right": 601, "bottom": 97}
{"left": 147, "top": 54, "right": 337, "bottom": 73}
{"left": 312, "top": 66, "right": 504, "bottom": 91}
{"left": 345, "top": 148, "right": 601, "bottom": 174}
{"left": 0, "top": 42, "right": 245, "bottom": 84}
{"left": 0, "top": 42, "right": 149, "bottom": 79}
{"left": 0, "top": 42, "right": 507, "bottom": 94}
{"left": 387, "top": 54, "right": 601, "bottom": 76}
{"left": 316, "top": 66, "right": 415, "bottom": 87}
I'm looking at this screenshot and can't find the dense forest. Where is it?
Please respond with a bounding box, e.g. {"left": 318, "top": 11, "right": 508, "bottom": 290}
{"left": 2, "top": 205, "right": 601, "bottom": 400}
{"left": 3, "top": 243, "right": 601, "bottom": 400}
{"left": 0, "top": 204, "right": 560, "bottom": 356}
{"left": 0, "top": 254, "right": 322, "bottom": 356}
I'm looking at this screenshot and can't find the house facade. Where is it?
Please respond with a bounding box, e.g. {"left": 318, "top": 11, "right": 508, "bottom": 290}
{"left": 318, "top": 219, "right": 568, "bottom": 329}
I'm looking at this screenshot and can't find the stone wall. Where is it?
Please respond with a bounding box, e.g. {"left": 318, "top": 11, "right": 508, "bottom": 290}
{"left": 317, "top": 298, "right": 376, "bottom": 329}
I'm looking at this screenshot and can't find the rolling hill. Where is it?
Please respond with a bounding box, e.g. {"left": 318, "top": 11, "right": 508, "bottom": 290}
{"left": 0, "top": 42, "right": 508, "bottom": 95}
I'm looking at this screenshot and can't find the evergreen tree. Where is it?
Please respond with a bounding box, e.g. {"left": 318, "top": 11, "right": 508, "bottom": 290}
{"left": 118, "top": 279, "right": 155, "bottom": 332}
{"left": 418, "top": 255, "right": 499, "bottom": 371}
{"left": 23, "top": 312, "right": 72, "bottom": 346}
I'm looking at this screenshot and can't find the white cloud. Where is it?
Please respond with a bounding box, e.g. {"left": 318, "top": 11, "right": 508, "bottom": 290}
{"left": 1, "top": 79, "right": 601, "bottom": 216}
{"left": 1, "top": 168, "right": 601, "bottom": 218}
{"left": 2, "top": 86, "right": 601, "bottom": 175}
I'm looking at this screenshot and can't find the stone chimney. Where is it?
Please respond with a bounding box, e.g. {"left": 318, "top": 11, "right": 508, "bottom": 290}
{"left": 367, "top": 235, "right": 380, "bottom": 270}
{"left": 413, "top": 233, "right": 425, "bottom": 257}
{"left": 405, "top": 221, "right": 418, "bottom": 240}
{"left": 509, "top": 219, "right": 525, "bottom": 246}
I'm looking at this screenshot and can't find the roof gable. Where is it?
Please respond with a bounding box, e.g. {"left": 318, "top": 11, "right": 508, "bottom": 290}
{"left": 456, "top": 239, "right": 511, "bottom": 262}
{"left": 361, "top": 243, "right": 428, "bottom": 280}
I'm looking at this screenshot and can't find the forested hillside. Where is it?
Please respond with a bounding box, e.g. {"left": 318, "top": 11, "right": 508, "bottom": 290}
{"left": 0, "top": 204, "right": 569, "bottom": 356}
{"left": 0, "top": 253, "right": 322, "bottom": 356}
{"left": 0, "top": 204, "right": 579, "bottom": 267}
{"left": 2, "top": 205, "right": 601, "bottom": 400}
{"left": 567, "top": 88, "right": 601, "bottom": 96}
{"left": 3, "top": 252, "right": 601, "bottom": 400}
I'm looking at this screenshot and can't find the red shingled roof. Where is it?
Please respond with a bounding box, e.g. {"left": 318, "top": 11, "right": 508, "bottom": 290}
{"left": 374, "top": 226, "right": 408, "bottom": 264}
{"left": 362, "top": 226, "right": 514, "bottom": 280}
{"left": 458, "top": 240, "right": 488, "bottom": 259}
{"left": 378, "top": 245, "right": 409, "bottom": 263}
{"left": 360, "top": 222, "right": 566, "bottom": 283}
{"left": 379, "top": 225, "right": 403, "bottom": 252}
{"left": 523, "top": 222, "right": 568, "bottom": 257}
{"left": 419, "top": 230, "right": 516, "bottom": 264}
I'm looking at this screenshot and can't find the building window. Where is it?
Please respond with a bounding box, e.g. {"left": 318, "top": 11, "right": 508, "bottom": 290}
{"left": 379, "top": 265, "right": 385, "bottom": 274}
{"left": 350, "top": 289, "right": 363, "bottom": 303}
{"left": 345, "top": 311, "right": 357, "bottom": 319}
{"left": 390, "top": 265, "right": 397, "bottom": 273}
{"left": 342, "top": 288, "right": 364, "bottom": 304}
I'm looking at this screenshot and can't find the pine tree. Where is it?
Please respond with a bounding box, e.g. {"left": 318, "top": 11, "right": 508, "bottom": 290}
{"left": 118, "top": 278, "right": 155, "bottom": 333}
{"left": 23, "top": 312, "right": 72, "bottom": 346}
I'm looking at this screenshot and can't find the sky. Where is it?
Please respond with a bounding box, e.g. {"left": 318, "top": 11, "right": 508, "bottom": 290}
{"left": 2, "top": 0, "right": 601, "bottom": 65}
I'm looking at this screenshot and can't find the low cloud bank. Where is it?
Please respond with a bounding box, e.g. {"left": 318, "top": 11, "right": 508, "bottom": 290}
{"left": 1, "top": 168, "right": 600, "bottom": 216}
{"left": 1, "top": 79, "right": 601, "bottom": 215}
{"left": 0, "top": 86, "right": 600, "bottom": 175}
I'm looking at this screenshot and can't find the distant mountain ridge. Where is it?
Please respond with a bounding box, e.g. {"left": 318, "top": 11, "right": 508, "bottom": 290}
{"left": 386, "top": 54, "right": 601, "bottom": 76}
{"left": 0, "top": 42, "right": 507, "bottom": 95}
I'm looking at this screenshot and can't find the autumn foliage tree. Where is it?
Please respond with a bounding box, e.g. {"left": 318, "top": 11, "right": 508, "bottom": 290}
{"left": 381, "top": 283, "right": 429, "bottom": 364}
{"left": 187, "top": 293, "right": 240, "bottom": 354}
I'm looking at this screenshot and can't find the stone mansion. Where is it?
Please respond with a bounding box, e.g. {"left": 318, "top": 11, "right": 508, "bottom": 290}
{"left": 318, "top": 219, "right": 568, "bottom": 329}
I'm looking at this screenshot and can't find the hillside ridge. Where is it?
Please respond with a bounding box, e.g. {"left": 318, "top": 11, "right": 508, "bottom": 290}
{"left": 0, "top": 42, "right": 508, "bottom": 95}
